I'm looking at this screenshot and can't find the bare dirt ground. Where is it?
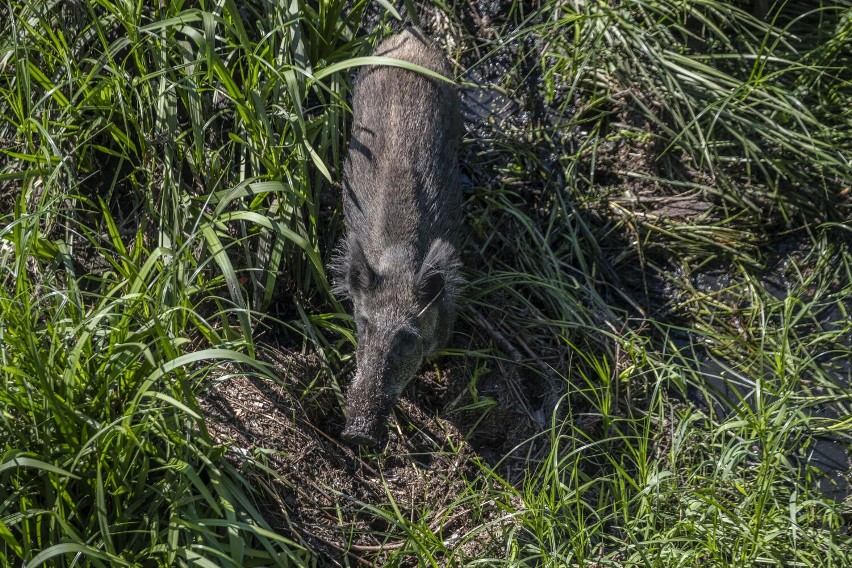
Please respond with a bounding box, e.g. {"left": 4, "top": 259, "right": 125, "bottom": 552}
{"left": 199, "top": 343, "right": 532, "bottom": 563}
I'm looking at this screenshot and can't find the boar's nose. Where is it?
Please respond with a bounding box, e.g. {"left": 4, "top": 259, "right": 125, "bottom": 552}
{"left": 342, "top": 415, "right": 380, "bottom": 446}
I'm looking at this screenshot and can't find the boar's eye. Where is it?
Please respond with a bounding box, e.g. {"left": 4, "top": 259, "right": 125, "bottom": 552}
{"left": 396, "top": 329, "right": 418, "bottom": 354}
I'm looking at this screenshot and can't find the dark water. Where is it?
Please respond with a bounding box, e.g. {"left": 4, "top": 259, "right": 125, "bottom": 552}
{"left": 672, "top": 265, "right": 851, "bottom": 502}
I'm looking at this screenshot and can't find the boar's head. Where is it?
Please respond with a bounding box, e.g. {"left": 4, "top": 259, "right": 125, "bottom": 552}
{"left": 336, "top": 238, "right": 460, "bottom": 446}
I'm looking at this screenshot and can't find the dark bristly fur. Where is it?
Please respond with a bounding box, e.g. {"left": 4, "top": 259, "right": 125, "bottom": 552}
{"left": 332, "top": 28, "right": 463, "bottom": 446}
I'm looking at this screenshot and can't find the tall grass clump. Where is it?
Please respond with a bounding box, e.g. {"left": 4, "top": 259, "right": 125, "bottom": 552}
{"left": 0, "top": 195, "right": 310, "bottom": 565}
{"left": 417, "top": 0, "right": 852, "bottom": 565}
{"left": 520, "top": 0, "right": 852, "bottom": 225}
{"left": 0, "top": 0, "right": 377, "bottom": 564}
{"left": 501, "top": 235, "right": 852, "bottom": 566}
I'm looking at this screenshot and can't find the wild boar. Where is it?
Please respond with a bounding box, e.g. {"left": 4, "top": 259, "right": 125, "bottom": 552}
{"left": 332, "top": 28, "right": 463, "bottom": 446}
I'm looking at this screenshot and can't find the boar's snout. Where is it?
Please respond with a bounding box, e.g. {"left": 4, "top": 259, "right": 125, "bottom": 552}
{"left": 341, "top": 371, "right": 394, "bottom": 446}
{"left": 342, "top": 416, "right": 380, "bottom": 446}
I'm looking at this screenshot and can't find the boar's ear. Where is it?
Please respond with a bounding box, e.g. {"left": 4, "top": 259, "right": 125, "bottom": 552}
{"left": 419, "top": 270, "right": 445, "bottom": 305}
{"left": 348, "top": 241, "right": 376, "bottom": 294}
{"left": 417, "top": 240, "right": 461, "bottom": 304}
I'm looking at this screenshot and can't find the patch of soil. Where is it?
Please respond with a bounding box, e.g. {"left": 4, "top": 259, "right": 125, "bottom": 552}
{"left": 0, "top": 180, "right": 17, "bottom": 218}
{"left": 198, "top": 341, "right": 537, "bottom": 564}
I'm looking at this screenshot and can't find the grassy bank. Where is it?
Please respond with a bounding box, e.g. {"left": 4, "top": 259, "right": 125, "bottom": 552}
{"left": 1, "top": 0, "right": 850, "bottom": 565}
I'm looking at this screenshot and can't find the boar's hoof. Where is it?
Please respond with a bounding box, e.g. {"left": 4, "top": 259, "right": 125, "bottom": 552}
{"left": 342, "top": 417, "right": 380, "bottom": 446}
